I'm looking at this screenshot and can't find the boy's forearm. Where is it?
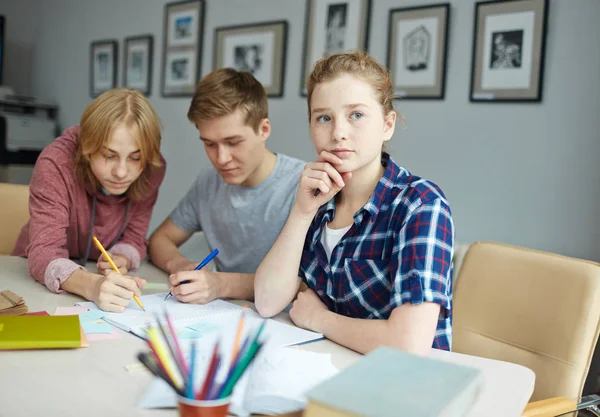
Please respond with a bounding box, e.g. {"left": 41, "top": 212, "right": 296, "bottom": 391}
{"left": 217, "top": 272, "right": 255, "bottom": 301}
{"left": 149, "top": 235, "right": 189, "bottom": 274}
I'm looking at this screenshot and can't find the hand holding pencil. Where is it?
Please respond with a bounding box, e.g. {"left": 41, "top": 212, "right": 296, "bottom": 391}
{"left": 91, "top": 236, "right": 146, "bottom": 312}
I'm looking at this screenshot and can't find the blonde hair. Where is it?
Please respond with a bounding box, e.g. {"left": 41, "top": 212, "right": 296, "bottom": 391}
{"left": 187, "top": 68, "right": 268, "bottom": 132}
{"left": 306, "top": 51, "right": 395, "bottom": 120}
{"left": 75, "top": 88, "right": 162, "bottom": 200}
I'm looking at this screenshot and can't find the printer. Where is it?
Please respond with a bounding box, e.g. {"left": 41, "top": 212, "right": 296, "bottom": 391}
{"left": 0, "top": 86, "right": 58, "bottom": 165}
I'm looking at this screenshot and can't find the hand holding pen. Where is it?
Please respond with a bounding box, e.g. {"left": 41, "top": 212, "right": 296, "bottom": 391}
{"left": 165, "top": 248, "right": 219, "bottom": 302}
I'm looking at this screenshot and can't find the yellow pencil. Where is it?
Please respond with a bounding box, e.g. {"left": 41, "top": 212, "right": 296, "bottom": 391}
{"left": 92, "top": 236, "right": 145, "bottom": 311}
{"left": 147, "top": 326, "right": 184, "bottom": 389}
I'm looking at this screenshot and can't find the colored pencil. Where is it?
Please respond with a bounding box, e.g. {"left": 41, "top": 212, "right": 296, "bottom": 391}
{"left": 186, "top": 340, "right": 196, "bottom": 398}
{"left": 164, "top": 309, "right": 190, "bottom": 376}
{"left": 147, "top": 326, "right": 184, "bottom": 389}
{"left": 197, "top": 340, "right": 220, "bottom": 400}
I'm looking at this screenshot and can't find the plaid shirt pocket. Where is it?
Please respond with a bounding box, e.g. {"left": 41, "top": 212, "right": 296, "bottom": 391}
{"left": 340, "top": 258, "right": 394, "bottom": 318}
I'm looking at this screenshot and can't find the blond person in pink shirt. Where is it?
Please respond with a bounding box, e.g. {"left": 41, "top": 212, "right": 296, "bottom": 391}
{"left": 12, "top": 89, "right": 166, "bottom": 312}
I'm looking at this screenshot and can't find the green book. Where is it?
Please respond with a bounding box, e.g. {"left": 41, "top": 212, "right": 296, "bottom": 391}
{"left": 0, "top": 315, "right": 82, "bottom": 349}
{"left": 305, "top": 346, "right": 483, "bottom": 417}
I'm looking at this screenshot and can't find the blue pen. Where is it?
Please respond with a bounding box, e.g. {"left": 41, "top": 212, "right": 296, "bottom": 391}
{"left": 164, "top": 248, "right": 219, "bottom": 300}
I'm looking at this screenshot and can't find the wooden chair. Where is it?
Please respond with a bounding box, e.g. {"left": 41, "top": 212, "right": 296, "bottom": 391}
{"left": 0, "top": 183, "right": 30, "bottom": 255}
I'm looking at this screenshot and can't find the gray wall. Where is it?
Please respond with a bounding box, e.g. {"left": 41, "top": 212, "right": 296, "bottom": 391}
{"left": 3, "top": 0, "right": 600, "bottom": 261}
{"left": 0, "top": 0, "right": 40, "bottom": 95}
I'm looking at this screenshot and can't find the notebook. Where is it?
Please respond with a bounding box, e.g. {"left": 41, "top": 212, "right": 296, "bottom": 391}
{"left": 304, "top": 346, "right": 483, "bottom": 417}
{"left": 139, "top": 346, "right": 339, "bottom": 417}
{"left": 0, "top": 315, "right": 83, "bottom": 350}
{"left": 77, "top": 293, "right": 244, "bottom": 333}
{"left": 77, "top": 293, "right": 323, "bottom": 348}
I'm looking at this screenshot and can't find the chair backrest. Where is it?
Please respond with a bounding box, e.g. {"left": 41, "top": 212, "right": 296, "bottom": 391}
{"left": 453, "top": 241, "right": 600, "bottom": 402}
{"left": 0, "top": 183, "right": 29, "bottom": 255}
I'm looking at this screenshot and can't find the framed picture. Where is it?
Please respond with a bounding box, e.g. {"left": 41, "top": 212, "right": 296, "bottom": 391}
{"left": 90, "top": 39, "right": 118, "bottom": 97}
{"left": 300, "top": 0, "right": 371, "bottom": 96}
{"left": 387, "top": 4, "right": 450, "bottom": 100}
{"left": 161, "top": 0, "right": 205, "bottom": 97}
{"left": 124, "top": 35, "right": 153, "bottom": 96}
{"left": 214, "top": 21, "right": 288, "bottom": 98}
{"left": 470, "top": 0, "right": 549, "bottom": 102}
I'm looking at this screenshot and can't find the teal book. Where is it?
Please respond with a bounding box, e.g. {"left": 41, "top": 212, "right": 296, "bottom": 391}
{"left": 305, "top": 346, "right": 483, "bottom": 417}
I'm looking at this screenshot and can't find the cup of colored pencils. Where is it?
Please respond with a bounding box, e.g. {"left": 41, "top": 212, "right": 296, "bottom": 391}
{"left": 136, "top": 309, "right": 265, "bottom": 417}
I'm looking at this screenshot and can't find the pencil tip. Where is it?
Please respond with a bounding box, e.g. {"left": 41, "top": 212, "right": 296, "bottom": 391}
{"left": 141, "top": 306, "right": 146, "bottom": 311}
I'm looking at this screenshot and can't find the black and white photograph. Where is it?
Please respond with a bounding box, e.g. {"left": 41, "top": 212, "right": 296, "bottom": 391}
{"left": 301, "top": 0, "right": 371, "bottom": 96}
{"left": 387, "top": 4, "right": 450, "bottom": 99}
{"left": 124, "top": 35, "right": 153, "bottom": 95}
{"left": 161, "top": 0, "right": 205, "bottom": 96}
{"left": 234, "top": 44, "right": 263, "bottom": 74}
{"left": 470, "top": 0, "right": 549, "bottom": 102}
{"left": 325, "top": 3, "right": 347, "bottom": 55}
{"left": 90, "top": 39, "right": 117, "bottom": 97}
{"left": 215, "top": 21, "right": 288, "bottom": 97}
{"left": 489, "top": 30, "right": 523, "bottom": 69}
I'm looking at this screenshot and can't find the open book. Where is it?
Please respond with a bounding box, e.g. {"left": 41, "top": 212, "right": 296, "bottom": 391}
{"left": 139, "top": 346, "right": 339, "bottom": 416}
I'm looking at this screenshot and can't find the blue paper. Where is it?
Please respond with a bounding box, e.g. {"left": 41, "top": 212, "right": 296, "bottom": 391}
{"left": 82, "top": 322, "right": 113, "bottom": 334}
{"left": 79, "top": 310, "right": 106, "bottom": 322}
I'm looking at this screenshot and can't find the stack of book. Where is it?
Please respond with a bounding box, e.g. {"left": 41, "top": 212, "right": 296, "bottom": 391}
{"left": 0, "top": 290, "right": 28, "bottom": 316}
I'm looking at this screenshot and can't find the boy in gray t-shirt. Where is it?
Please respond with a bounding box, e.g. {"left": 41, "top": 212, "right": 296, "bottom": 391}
{"left": 149, "top": 68, "right": 304, "bottom": 304}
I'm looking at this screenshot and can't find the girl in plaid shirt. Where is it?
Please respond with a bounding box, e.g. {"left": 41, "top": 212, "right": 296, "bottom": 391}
{"left": 255, "top": 51, "right": 454, "bottom": 355}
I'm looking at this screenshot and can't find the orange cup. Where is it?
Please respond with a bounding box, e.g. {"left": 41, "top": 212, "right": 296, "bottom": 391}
{"left": 177, "top": 396, "right": 231, "bottom": 417}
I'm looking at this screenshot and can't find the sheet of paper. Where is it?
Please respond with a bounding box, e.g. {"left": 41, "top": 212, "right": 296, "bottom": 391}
{"left": 53, "top": 306, "right": 89, "bottom": 316}
{"left": 138, "top": 346, "right": 338, "bottom": 416}
{"left": 81, "top": 322, "right": 113, "bottom": 334}
{"left": 77, "top": 293, "right": 244, "bottom": 332}
{"left": 79, "top": 310, "right": 106, "bottom": 322}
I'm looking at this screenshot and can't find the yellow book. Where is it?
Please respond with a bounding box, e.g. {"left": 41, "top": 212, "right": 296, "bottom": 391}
{"left": 0, "top": 315, "right": 82, "bottom": 350}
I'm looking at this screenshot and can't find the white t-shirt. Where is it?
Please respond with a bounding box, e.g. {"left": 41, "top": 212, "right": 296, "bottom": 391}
{"left": 321, "top": 223, "right": 352, "bottom": 261}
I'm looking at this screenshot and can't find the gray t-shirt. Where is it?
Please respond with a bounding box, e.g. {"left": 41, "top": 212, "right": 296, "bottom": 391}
{"left": 170, "top": 153, "right": 305, "bottom": 274}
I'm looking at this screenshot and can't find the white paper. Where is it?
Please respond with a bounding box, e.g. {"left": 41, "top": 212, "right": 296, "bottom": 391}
{"left": 138, "top": 347, "right": 338, "bottom": 416}
{"left": 394, "top": 17, "right": 438, "bottom": 87}
{"left": 77, "top": 293, "right": 243, "bottom": 332}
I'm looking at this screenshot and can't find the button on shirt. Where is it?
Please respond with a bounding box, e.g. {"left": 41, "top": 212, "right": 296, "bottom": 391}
{"left": 298, "top": 153, "right": 454, "bottom": 350}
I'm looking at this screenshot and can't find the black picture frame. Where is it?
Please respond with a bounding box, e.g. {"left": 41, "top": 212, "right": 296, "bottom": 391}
{"left": 300, "top": 0, "right": 372, "bottom": 97}
{"left": 214, "top": 20, "right": 288, "bottom": 98}
{"left": 123, "top": 34, "right": 154, "bottom": 96}
{"left": 469, "top": 0, "right": 549, "bottom": 103}
{"left": 386, "top": 3, "right": 450, "bottom": 100}
{"left": 90, "top": 39, "right": 118, "bottom": 98}
{"left": 161, "top": 0, "right": 205, "bottom": 97}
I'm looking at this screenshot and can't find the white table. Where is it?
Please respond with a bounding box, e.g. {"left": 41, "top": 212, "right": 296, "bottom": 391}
{"left": 0, "top": 256, "right": 535, "bottom": 417}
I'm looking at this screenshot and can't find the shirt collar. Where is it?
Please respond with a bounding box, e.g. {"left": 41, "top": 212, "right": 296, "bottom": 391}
{"left": 314, "top": 152, "right": 402, "bottom": 228}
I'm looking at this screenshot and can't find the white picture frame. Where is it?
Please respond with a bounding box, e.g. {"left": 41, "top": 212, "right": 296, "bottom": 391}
{"left": 124, "top": 35, "right": 153, "bottom": 96}
{"left": 300, "top": 0, "right": 371, "bottom": 96}
{"left": 214, "top": 20, "right": 288, "bottom": 97}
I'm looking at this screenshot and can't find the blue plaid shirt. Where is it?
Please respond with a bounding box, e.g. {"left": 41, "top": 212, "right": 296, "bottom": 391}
{"left": 299, "top": 153, "right": 454, "bottom": 350}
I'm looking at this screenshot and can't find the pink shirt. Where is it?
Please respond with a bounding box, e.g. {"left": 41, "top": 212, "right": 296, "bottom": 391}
{"left": 12, "top": 126, "right": 166, "bottom": 293}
